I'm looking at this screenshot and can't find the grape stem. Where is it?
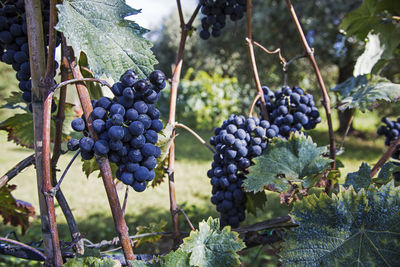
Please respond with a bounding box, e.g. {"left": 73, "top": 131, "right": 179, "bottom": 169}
{"left": 338, "top": 111, "right": 355, "bottom": 152}
{"left": 168, "top": 0, "right": 201, "bottom": 249}
{"left": 246, "top": 0, "right": 268, "bottom": 121}
{"left": 370, "top": 135, "right": 400, "bottom": 178}
{"left": 50, "top": 78, "right": 112, "bottom": 92}
{"left": 248, "top": 94, "right": 261, "bottom": 117}
{"left": 284, "top": 0, "right": 336, "bottom": 184}
{"left": 249, "top": 39, "right": 287, "bottom": 69}
{"left": 178, "top": 208, "right": 195, "bottom": 231}
{"left": 0, "top": 154, "right": 35, "bottom": 188}
{"left": 175, "top": 123, "right": 216, "bottom": 153}
{"left": 122, "top": 185, "right": 129, "bottom": 217}
{"left": 0, "top": 237, "right": 46, "bottom": 261}
{"left": 46, "top": 150, "right": 80, "bottom": 196}
{"left": 62, "top": 36, "right": 135, "bottom": 263}
{"left": 25, "top": 0, "right": 63, "bottom": 265}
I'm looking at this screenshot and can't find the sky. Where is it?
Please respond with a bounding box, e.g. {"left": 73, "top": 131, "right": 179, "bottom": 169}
{"left": 126, "top": 0, "right": 197, "bottom": 30}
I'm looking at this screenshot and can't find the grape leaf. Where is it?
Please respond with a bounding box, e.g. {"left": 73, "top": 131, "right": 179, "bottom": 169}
{"left": 0, "top": 185, "right": 36, "bottom": 234}
{"left": 244, "top": 132, "right": 331, "bottom": 193}
{"left": 0, "top": 91, "right": 26, "bottom": 110}
{"left": 56, "top": 0, "right": 157, "bottom": 81}
{"left": 344, "top": 162, "right": 372, "bottom": 192}
{"left": 375, "top": 161, "right": 400, "bottom": 184}
{"left": 333, "top": 75, "right": 400, "bottom": 111}
{"left": 81, "top": 157, "right": 118, "bottom": 179}
{"left": 174, "top": 217, "right": 245, "bottom": 267}
{"left": 162, "top": 250, "right": 190, "bottom": 267}
{"left": 245, "top": 191, "right": 267, "bottom": 216}
{"left": 79, "top": 52, "right": 104, "bottom": 100}
{"left": 129, "top": 261, "right": 161, "bottom": 267}
{"left": 64, "top": 257, "right": 118, "bottom": 267}
{"left": 280, "top": 182, "right": 400, "bottom": 266}
{"left": 151, "top": 155, "right": 168, "bottom": 188}
{"left": 134, "top": 220, "right": 167, "bottom": 247}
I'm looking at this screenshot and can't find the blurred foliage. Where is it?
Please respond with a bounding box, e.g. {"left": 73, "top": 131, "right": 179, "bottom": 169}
{"left": 159, "top": 68, "right": 242, "bottom": 130}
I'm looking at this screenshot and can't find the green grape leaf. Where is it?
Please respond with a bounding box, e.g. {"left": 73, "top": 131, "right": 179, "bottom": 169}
{"left": 353, "top": 33, "right": 384, "bottom": 76}
{"left": 280, "top": 183, "right": 400, "bottom": 266}
{"left": 151, "top": 155, "right": 168, "bottom": 188}
{"left": 344, "top": 162, "right": 372, "bottom": 192}
{"left": 244, "top": 132, "right": 332, "bottom": 193}
{"left": 81, "top": 157, "right": 118, "bottom": 179}
{"left": 0, "top": 91, "right": 26, "bottom": 110}
{"left": 79, "top": 52, "right": 104, "bottom": 100}
{"left": 64, "top": 257, "right": 118, "bottom": 267}
{"left": 245, "top": 191, "right": 267, "bottom": 216}
{"left": 134, "top": 220, "right": 167, "bottom": 247}
{"left": 162, "top": 250, "right": 190, "bottom": 267}
{"left": 333, "top": 75, "right": 400, "bottom": 111}
{"left": 375, "top": 161, "right": 400, "bottom": 184}
{"left": 0, "top": 112, "right": 35, "bottom": 148}
{"left": 0, "top": 185, "right": 36, "bottom": 235}
{"left": 157, "top": 122, "right": 175, "bottom": 162}
{"left": 176, "top": 217, "right": 245, "bottom": 267}
{"left": 128, "top": 260, "right": 161, "bottom": 267}
{"left": 56, "top": 0, "right": 157, "bottom": 81}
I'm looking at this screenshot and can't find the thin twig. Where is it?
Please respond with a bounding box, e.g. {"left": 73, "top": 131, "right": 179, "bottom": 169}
{"left": 168, "top": 1, "right": 201, "bottom": 249}
{"left": 284, "top": 0, "right": 336, "bottom": 183}
{"left": 0, "top": 237, "right": 46, "bottom": 261}
{"left": 371, "top": 135, "right": 400, "bottom": 177}
{"left": 338, "top": 112, "right": 355, "bottom": 152}
{"left": 246, "top": 0, "right": 268, "bottom": 120}
{"left": 175, "top": 123, "right": 215, "bottom": 153}
{"left": 178, "top": 208, "right": 195, "bottom": 231}
{"left": 285, "top": 52, "right": 307, "bottom": 69}
{"left": 50, "top": 78, "right": 112, "bottom": 92}
{"left": 44, "top": 0, "right": 57, "bottom": 83}
{"left": 48, "top": 150, "right": 80, "bottom": 195}
{"left": 176, "top": 0, "right": 185, "bottom": 27}
{"left": 122, "top": 185, "right": 129, "bottom": 217}
{"left": 250, "top": 39, "right": 286, "bottom": 68}
{"left": 248, "top": 94, "right": 261, "bottom": 117}
{"left": 0, "top": 154, "right": 35, "bottom": 188}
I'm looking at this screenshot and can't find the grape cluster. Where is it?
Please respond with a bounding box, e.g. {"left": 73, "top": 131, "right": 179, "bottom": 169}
{"left": 258, "top": 85, "right": 321, "bottom": 138}
{"left": 0, "top": 0, "right": 59, "bottom": 110}
{"left": 377, "top": 117, "right": 400, "bottom": 181}
{"left": 67, "top": 69, "right": 166, "bottom": 192}
{"left": 199, "top": 0, "right": 247, "bottom": 40}
{"left": 207, "top": 114, "right": 275, "bottom": 228}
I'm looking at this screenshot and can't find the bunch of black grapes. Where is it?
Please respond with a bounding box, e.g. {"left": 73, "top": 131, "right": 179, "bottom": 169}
{"left": 199, "top": 0, "right": 247, "bottom": 40}
{"left": 0, "top": 0, "right": 59, "bottom": 111}
{"left": 207, "top": 115, "right": 276, "bottom": 228}
{"left": 257, "top": 85, "right": 321, "bottom": 138}
{"left": 68, "top": 69, "right": 166, "bottom": 192}
{"left": 208, "top": 85, "right": 322, "bottom": 228}
{"left": 377, "top": 117, "right": 400, "bottom": 181}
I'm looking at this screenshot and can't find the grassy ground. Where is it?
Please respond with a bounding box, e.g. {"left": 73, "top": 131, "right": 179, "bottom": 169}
{"left": 0, "top": 63, "right": 388, "bottom": 266}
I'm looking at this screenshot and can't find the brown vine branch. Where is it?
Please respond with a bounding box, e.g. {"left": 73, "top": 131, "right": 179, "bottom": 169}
{"left": 284, "top": 0, "right": 336, "bottom": 177}
{"left": 168, "top": 0, "right": 201, "bottom": 249}
{"left": 175, "top": 123, "right": 215, "bottom": 153}
{"left": 0, "top": 237, "right": 46, "bottom": 261}
{"left": 50, "top": 78, "right": 112, "bottom": 92}
{"left": 246, "top": 0, "right": 268, "bottom": 120}
{"left": 370, "top": 135, "right": 400, "bottom": 178}
{"left": 62, "top": 37, "right": 134, "bottom": 262}
{"left": 51, "top": 46, "right": 84, "bottom": 255}
{"left": 44, "top": 0, "right": 57, "bottom": 83}
{"left": 0, "top": 154, "right": 35, "bottom": 188}
{"left": 25, "top": 0, "right": 63, "bottom": 265}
